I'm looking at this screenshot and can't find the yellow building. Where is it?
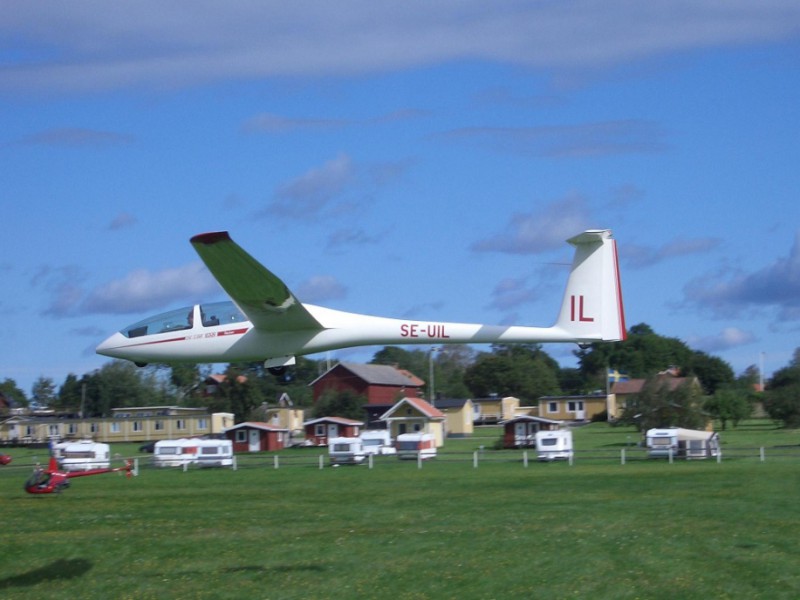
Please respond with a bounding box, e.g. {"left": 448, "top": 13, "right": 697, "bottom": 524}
{"left": 0, "top": 407, "right": 234, "bottom": 445}
{"left": 538, "top": 394, "right": 608, "bottom": 422}
{"left": 433, "top": 398, "right": 474, "bottom": 438}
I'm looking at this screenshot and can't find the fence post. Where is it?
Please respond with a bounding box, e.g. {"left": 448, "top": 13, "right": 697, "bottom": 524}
{"left": 523, "top": 450, "right": 528, "bottom": 468}
{"left": 232, "top": 455, "right": 237, "bottom": 471}
{"left": 274, "top": 455, "right": 279, "bottom": 469}
{"left": 133, "top": 458, "right": 139, "bottom": 477}
{"left": 668, "top": 447, "right": 673, "bottom": 464}
{"left": 368, "top": 453, "right": 374, "bottom": 470}
{"left": 568, "top": 452, "right": 574, "bottom": 467}
{"left": 760, "top": 447, "right": 765, "bottom": 463}
{"left": 621, "top": 448, "right": 626, "bottom": 465}
{"left": 417, "top": 452, "right": 422, "bottom": 469}
{"left": 319, "top": 454, "right": 324, "bottom": 469}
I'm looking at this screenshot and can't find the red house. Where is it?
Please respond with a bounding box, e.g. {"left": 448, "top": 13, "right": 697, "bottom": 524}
{"left": 309, "top": 362, "right": 425, "bottom": 405}
{"left": 224, "top": 422, "right": 289, "bottom": 453}
{"left": 303, "top": 417, "right": 363, "bottom": 446}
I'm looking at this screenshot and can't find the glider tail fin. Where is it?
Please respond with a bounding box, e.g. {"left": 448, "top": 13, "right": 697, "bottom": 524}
{"left": 555, "top": 230, "right": 626, "bottom": 344}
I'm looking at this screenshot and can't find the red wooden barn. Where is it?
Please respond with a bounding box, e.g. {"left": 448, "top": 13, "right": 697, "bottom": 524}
{"left": 309, "top": 362, "right": 425, "bottom": 405}
{"left": 224, "top": 422, "right": 289, "bottom": 453}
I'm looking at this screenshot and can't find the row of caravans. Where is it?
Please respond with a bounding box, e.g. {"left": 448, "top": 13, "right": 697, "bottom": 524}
{"left": 153, "top": 438, "right": 234, "bottom": 468}
{"left": 329, "top": 430, "right": 576, "bottom": 465}
{"left": 329, "top": 432, "right": 433, "bottom": 465}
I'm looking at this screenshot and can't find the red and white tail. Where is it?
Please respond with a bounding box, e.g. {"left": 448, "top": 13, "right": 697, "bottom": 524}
{"left": 555, "top": 230, "right": 626, "bottom": 344}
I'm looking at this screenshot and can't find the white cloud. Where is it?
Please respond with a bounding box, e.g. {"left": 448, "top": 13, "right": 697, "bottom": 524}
{"left": 4, "top": 2, "right": 799, "bottom": 92}
{"left": 683, "top": 231, "right": 800, "bottom": 321}
{"left": 107, "top": 212, "right": 137, "bottom": 231}
{"left": 264, "top": 154, "right": 356, "bottom": 219}
{"left": 80, "top": 262, "right": 219, "bottom": 315}
{"left": 688, "top": 327, "right": 757, "bottom": 352}
{"left": 625, "top": 237, "right": 721, "bottom": 268}
{"left": 472, "top": 194, "right": 593, "bottom": 255}
{"left": 436, "top": 120, "right": 667, "bottom": 158}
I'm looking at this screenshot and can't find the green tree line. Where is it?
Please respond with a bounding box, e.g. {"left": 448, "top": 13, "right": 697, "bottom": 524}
{"left": 2, "top": 322, "right": 799, "bottom": 428}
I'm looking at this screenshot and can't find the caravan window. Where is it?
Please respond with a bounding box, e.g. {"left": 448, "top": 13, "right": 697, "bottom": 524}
{"left": 332, "top": 443, "right": 352, "bottom": 452}
{"left": 651, "top": 438, "right": 672, "bottom": 446}
{"left": 540, "top": 438, "right": 558, "bottom": 447}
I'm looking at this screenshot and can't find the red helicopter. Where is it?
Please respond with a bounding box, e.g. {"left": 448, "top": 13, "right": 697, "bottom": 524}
{"left": 25, "top": 455, "right": 133, "bottom": 495}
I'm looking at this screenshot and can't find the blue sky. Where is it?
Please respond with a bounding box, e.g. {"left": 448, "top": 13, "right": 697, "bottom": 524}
{"left": 3, "top": 2, "right": 800, "bottom": 395}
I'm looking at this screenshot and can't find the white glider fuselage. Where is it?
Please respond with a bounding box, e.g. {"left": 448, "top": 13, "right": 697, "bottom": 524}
{"left": 96, "top": 229, "right": 626, "bottom": 368}
{"left": 97, "top": 304, "right": 577, "bottom": 366}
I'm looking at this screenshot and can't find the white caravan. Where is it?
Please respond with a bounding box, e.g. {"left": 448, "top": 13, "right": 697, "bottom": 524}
{"left": 153, "top": 438, "right": 201, "bottom": 468}
{"left": 396, "top": 433, "right": 436, "bottom": 460}
{"left": 360, "top": 430, "right": 396, "bottom": 456}
{"left": 646, "top": 428, "right": 720, "bottom": 459}
{"left": 328, "top": 437, "right": 366, "bottom": 465}
{"left": 54, "top": 440, "right": 111, "bottom": 472}
{"left": 196, "top": 438, "right": 234, "bottom": 467}
{"left": 535, "top": 430, "right": 574, "bottom": 461}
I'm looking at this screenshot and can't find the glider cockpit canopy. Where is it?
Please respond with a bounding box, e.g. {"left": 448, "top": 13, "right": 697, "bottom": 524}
{"left": 121, "top": 301, "right": 247, "bottom": 338}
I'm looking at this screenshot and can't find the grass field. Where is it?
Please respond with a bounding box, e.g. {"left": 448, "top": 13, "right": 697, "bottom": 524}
{"left": 2, "top": 421, "right": 799, "bottom": 599}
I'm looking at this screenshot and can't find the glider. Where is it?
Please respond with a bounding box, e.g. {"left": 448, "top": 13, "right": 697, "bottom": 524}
{"left": 24, "top": 456, "right": 133, "bottom": 495}
{"left": 97, "top": 229, "right": 626, "bottom": 373}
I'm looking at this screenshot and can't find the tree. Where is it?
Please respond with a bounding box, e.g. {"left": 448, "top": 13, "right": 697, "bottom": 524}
{"left": 31, "top": 377, "right": 57, "bottom": 409}
{"left": 577, "top": 322, "right": 736, "bottom": 395}
{"left": 619, "top": 377, "right": 707, "bottom": 432}
{"left": 56, "top": 374, "right": 84, "bottom": 412}
{"left": 0, "top": 378, "right": 28, "bottom": 408}
{"left": 80, "top": 360, "right": 169, "bottom": 417}
{"left": 704, "top": 388, "right": 752, "bottom": 430}
{"left": 208, "top": 368, "right": 264, "bottom": 422}
{"left": 763, "top": 348, "right": 800, "bottom": 427}
{"left": 311, "top": 389, "right": 366, "bottom": 421}
{"left": 686, "top": 351, "right": 735, "bottom": 395}
{"left": 464, "top": 345, "right": 560, "bottom": 402}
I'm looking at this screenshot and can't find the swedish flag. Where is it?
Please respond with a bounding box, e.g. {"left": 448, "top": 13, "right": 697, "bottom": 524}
{"left": 608, "top": 368, "right": 630, "bottom": 383}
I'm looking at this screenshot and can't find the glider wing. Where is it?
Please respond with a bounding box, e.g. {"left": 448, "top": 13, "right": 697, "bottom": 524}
{"left": 190, "top": 232, "right": 323, "bottom": 332}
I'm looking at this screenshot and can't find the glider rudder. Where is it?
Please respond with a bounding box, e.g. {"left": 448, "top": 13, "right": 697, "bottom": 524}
{"left": 555, "top": 229, "right": 626, "bottom": 344}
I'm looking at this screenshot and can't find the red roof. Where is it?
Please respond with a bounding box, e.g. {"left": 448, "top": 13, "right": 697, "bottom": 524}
{"left": 225, "top": 421, "right": 288, "bottom": 432}
{"left": 381, "top": 397, "right": 445, "bottom": 420}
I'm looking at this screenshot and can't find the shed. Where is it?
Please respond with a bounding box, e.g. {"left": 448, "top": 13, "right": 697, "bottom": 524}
{"left": 502, "top": 415, "right": 563, "bottom": 448}
{"left": 224, "top": 422, "right": 289, "bottom": 453}
{"left": 472, "top": 396, "right": 523, "bottom": 424}
{"left": 303, "top": 417, "right": 364, "bottom": 446}
{"left": 380, "top": 397, "right": 445, "bottom": 447}
{"left": 433, "top": 398, "right": 474, "bottom": 438}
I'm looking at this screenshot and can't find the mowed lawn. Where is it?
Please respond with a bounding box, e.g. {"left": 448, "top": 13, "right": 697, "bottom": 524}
{"left": 1, "top": 425, "right": 799, "bottom": 599}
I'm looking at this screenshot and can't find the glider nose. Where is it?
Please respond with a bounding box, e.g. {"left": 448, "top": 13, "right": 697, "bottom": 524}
{"left": 96, "top": 332, "right": 127, "bottom": 358}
